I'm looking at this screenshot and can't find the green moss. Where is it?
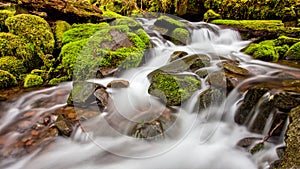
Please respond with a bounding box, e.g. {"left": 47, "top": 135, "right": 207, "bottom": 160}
{"left": 148, "top": 73, "right": 201, "bottom": 106}
{"left": 0, "top": 70, "right": 17, "bottom": 89}
{"left": 171, "top": 28, "right": 190, "bottom": 45}
{"left": 0, "top": 33, "right": 34, "bottom": 61}
{"left": 48, "top": 76, "right": 69, "bottom": 86}
{"left": 0, "top": 56, "right": 27, "bottom": 79}
{"left": 275, "top": 35, "right": 300, "bottom": 46}
{"left": 100, "top": 7, "right": 124, "bottom": 18}
{"left": 211, "top": 20, "right": 284, "bottom": 31}
{"left": 111, "top": 17, "right": 142, "bottom": 30}
{"left": 204, "top": 9, "right": 221, "bottom": 21}
{"left": 0, "top": 10, "right": 15, "bottom": 32}
{"left": 156, "top": 15, "right": 184, "bottom": 28}
{"left": 24, "top": 74, "right": 44, "bottom": 88}
{"left": 275, "top": 45, "right": 289, "bottom": 59}
{"left": 253, "top": 45, "right": 279, "bottom": 62}
{"left": 62, "top": 23, "right": 109, "bottom": 44}
{"left": 285, "top": 42, "right": 300, "bottom": 60}
{"left": 54, "top": 20, "right": 72, "bottom": 49}
{"left": 134, "top": 29, "right": 150, "bottom": 46}
{"left": 60, "top": 39, "right": 88, "bottom": 78}
{"left": 5, "top": 14, "right": 54, "bottom": 55}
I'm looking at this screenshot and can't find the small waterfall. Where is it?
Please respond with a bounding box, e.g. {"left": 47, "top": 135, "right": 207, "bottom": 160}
{"left": 0, "top": 17, "right": 299, "bottom": 169}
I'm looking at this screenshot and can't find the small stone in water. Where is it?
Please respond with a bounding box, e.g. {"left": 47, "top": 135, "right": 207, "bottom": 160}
{"left": 107, "top": 80, "right": 129, "bottom": 88}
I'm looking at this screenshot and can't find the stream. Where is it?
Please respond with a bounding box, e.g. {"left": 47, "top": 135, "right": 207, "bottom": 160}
{"left": 0, "top": 16, "right": 300, "bottom": 169}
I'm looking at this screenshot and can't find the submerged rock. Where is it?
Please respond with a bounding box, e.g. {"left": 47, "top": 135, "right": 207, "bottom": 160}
{"left": 197, "top": 88, "right": 225, "bottom": 111}
{"left": 132, "top": 120, "right": 164, "bottom": 140}
{"left": 169, "top": 51, "right": 188, "bottom": 62}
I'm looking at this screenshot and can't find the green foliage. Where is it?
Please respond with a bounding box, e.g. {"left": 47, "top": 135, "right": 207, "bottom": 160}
{"left": 23, "top": 74, "right": 44, "bottom": 88}
{"left": 285, "top": 42, "right": 300, "bottom": 60}
{"left": 171, "top": 28, "right": 190, "bottom": 45}
{"left": 204, "top": 0, "right": 297, "bottom": 20}
{"left": 0, "top": 10, "right": 15, "bottom": 32}
{"left": 5, "top": 14, "right": 55, "bottom": 55}
{"left": 148, "top": 73, "right": 201, "bottom": 106}
{"left": 0, "top": 56, "right": 27, "bottom": 79}
{"left": 54, "top": 20, "right": 72, "bottom": 50}
{"left": 62, "top": 23, "right": 109, "bottom": 44}
{"left": 204, "top": 9, "right": 221, "bottom": 21}
{"left": 0, "top": 70, "right": 17, "bottom": 89}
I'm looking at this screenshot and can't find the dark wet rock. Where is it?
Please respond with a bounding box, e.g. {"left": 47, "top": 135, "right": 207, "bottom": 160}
{"left": 197, "top": 88, "right": 225, "bottom": 111}
{"left": 70, "top": 82, "right": 96, "bottom": 107}
{"left": 195, "top": 68, "right": 209, "bottom": 78}
{"left": 96, "top": 67, "right": 118, "bottom": 79}
{"left": 237, "top": 137, "right": 262, "bottom": 148}
{"left": 94, "top": 86, "right": 110, "bottom": 110}
{"left": 223, "top": 63, "right": 250, "bottom": 76}
{"left": 107, "top": 80, "right": 129, "bottom": 88}
{"left": 148, "top": 54, "right": 210, "bottom": 79}
{"left": 148, "top": 73, "right": 201, "bottom": 106}
{"left": 169, "top": 51, "right": 188, "bottom": 62}
{"left": 132, "top": 120, "right": 164, "bottom": 140}
{"left": 206, "top": 71, "right": 227, "bottom": 89}
{"left": 280, "top": 106, "right": 300, "bottom": 168}
{"left": 54, "top": 115, "right": 73, "bottom": 137}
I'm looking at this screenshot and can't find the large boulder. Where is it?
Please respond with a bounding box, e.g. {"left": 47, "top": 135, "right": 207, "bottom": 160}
{"left": 285, "top": 42, "right": 300, "bottom": 60}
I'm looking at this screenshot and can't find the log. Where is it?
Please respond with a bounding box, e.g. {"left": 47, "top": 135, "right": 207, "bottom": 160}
{"left": 1, "top": 0, "right": 104, "bottom": 24}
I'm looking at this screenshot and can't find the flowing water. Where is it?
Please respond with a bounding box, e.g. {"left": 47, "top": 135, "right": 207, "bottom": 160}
{"left": 0, "top": 17, "right": 299, "bottom": 169}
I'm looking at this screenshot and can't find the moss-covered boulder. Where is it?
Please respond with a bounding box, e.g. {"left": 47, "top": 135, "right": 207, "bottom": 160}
{"left": 0, "top": 9, "right": 15, "bottom": 32}
{"left": 24, "top": 74, "right": 43, "bottom": 88}
{"left": 280, "top": 106, "right": 300, "bottom": 168}
{"left": 0, "top": 56, "right": 27, "bottom": 79}
{"left": 285, "top": 42, "right": 300, "bottom": 60}
{"left": 275, "top": 35, "right": 300, "bottom": 46}
{"left": 154, "top": 15, "right": 184, "bottom": 32}
{"left": 5, "top": 14, "right": 55, "bottom": 66}
{"left": 54, "top": 20, "right": 72, "bottom": 50}
{"left": 0, "top": 70, "right": 17, "bottom": 89}
{"left": 148, "top": 73, "right": 201, "bottom": 106}
{"left": 171, "top": 28, "right": 190, "bottom": 45}
{"left": 60, "top": 25, "right": 149, "bottom": 80}
{"left": 62, "top": 23, "right": 109, "bottom": 45}
{"left": 244, "top": 41, "right": 279, "bottom": 62}
{"left": 0, "top": 33, "right": 34, "bottom": 60}
{"left": 111, "top": 17, "right": 142, "bottom": 30}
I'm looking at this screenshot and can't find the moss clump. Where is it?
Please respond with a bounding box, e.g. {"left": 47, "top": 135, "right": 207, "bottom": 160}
{"left": 0, "top": 70, "right": 17, "bottom": 89}
{"left": 285, "top": 42, "right": 300, "bottom": 60}
{"left": 204, "top": 9, "right": 221, "bottom": 21}
{"left": 0, "top": 10, "right": 15, "bottom": 32}
{"left": 211, "top": 20, "right": 284, "bottom": 31}
{"left": 5, "top": 14, "right": 55, "bottom": 55}
{"left": 0, "top": 33, "right": 34, "bottom": 61}
{"left": 60, "top": 39, "right": 88, "bottom": 78}
{"left": 275, "top": 35, "right": 300, "bottom": 46}
{"left": 244, "top": 41, "right": 279, "bottom": 62}
{"left": 148, "top": 73, "right": 201, "bottom": 106}
{"left": 154, "top": 15, "right": 184, "bottom": 30}
{"left": 275, "top": 45, "right": 289, "bottom": 59}
{"left": 280, "top": 106, "right": 300, "bottom": 168}
{"left": 54, "top": 20, "right": 72, "bottom": 50}
{"left": 171, "top": 28, "right": 190, "bottom": 45}
{"left": 48, "top": 76, "right": 69, "bottom": 86}
{"left": 0, "top": 56, "right": 27, "bottom": 79}
{"left": 100, "top": 7, "right": 124, "bottom": 18}
{"left": 24, "top": 74, "right": 44, "bottom": 88}
{"left": 62, "top": 23, "right": 109, "bottom": 44}
{"left": 134, "top": 28, "right": 150, "bottom": 46}
{"left": 111, "top": 17, "right": 142, "bottom": 30}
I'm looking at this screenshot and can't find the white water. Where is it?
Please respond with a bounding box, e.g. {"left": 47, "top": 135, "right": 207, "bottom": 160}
{"left": 1, "top": 18, "right": 299, "bottom": 169}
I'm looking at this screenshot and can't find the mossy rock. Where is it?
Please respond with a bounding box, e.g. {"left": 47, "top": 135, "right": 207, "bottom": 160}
{"left": 54, "top": 20, "right": 72, "bottom": 50}
{"left": 275, "top": 45, "right": 289, "bottom": 59}
{"left": 0, "top": 10, "right": 15, "bottom": 32}
{"left": 197, "top": 88, "right": 225, "bottom": 111}
{"left": 24, "top": 74, "right": 43, "bottom": 88}
{"left": 171, "top": 28, "right": 190, "bottom": 45}
{"left": 275, "top": 35, "right": 300, "bottom": 46}
{"left": 60, "top": 39, "right": 88, "bottom": 79}
{"left": 154, "top": 15, "right": 184, "bottom": 31}
{"left": 0, "top": 70, "right": 17, "bottom": 89}
{"left": 148, "top": 73, "right": 201, "bottom": 106}
{"left": 5, "top": 14, "right": 54, "bottom": 54}
{"left": 280, "top": 106, "right": 300, "bottom": 168}
{"left": 244, "top": 41, "right": 279, "bottom": 62}
{"left": 0, "top": 56, "right": 27, "bottom": 79}
{"left": 204, "top": 9, "right": 221, "bottom": 21}
{"left": 62, "top": 22, "right": 109, "bottom": 45}
{"left": 61, "top": 25, "right": 149, "bottom": 80}
{"left": 100, "top": 7, "right": 124, "bottom": 18}
{"left": 48, "top": 76, "right": 69, "bottom": 86}
{"left": 111, "top": 17, "right": 142, "bottom": 30}
{"left": 0, "top": 33, "right": 34, "bottom": 60}
{"left": 285, "top": 42, "right": 300, "bottom": 60}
